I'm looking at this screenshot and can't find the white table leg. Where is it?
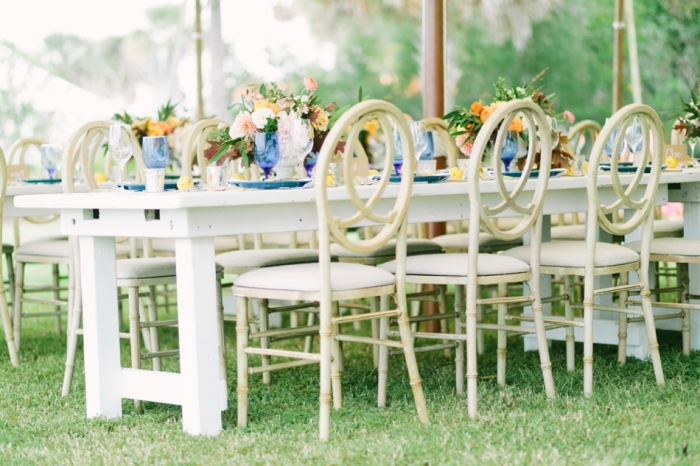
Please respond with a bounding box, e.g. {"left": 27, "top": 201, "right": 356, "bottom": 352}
{"left": 523, "top": 215, "right": 551, "bottom": 352}
{"left": 175, "top": 237, "right": 224, "bottom": 436}
{"left": 79, "top": 236, "right": 122, "bottom": 419}
{"left": 684, "top": 201, "right": 700, "bottom": 350}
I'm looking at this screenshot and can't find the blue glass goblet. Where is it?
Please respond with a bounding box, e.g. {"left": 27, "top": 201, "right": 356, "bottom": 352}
{"left": 254, "top": 132, "right": 280, "bottom": 179}
{"left": 419, "top": 131, "right": 435, "bottom": 161}
{"left": 501, "top": 131, "right": 518, "bottom": 172}
{"left": 142, "top": 136, "right": 169, "bottom": 169}
{"left": 304, "top": 151, "right": 319, "bottom": 178}
{"left": 393, "top": 129, "right": 404, "bottom": 175}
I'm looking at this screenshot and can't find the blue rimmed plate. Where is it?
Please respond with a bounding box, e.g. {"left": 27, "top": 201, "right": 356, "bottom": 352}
{"left": 501, "top": 168, "right": 566, "bottom": 179}
{"left": 372, "top": 174, "right": 449, "bottom": 183}
{"left": 118, "top": 180, "right": 193, "bottom": 191}
{"left": 600, "top": 162, "right": 634, "bottom": 168}
{"left": 20, "top": 178, "right": 62, "bottom": 184}
{"left": 600, "top": 165, "right": 667, "bottom": 173}
{"left": 228, "top": 179, "right": 312, "bottom": 190}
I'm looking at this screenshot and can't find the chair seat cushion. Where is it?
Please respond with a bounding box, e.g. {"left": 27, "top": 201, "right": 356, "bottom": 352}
{"left": 330, "top": 238, "right": 443, "bottom": 258}
{"left": 502, "top": 241, "right": 639, "bottom": 269}
{"left": 379, "top": 253, "right": 530, "bottom": 277}
{"left": 624, "top": 237, "right": 700, "bottom": 257}
{"left": 216, "top": 249, "right": 321, "bottom": 269}
{"left": 653, "top": 219, "right": 684, "bottom": 238}
{"left": 551, "top": 224, "right": 586, "bottom": 241}
{"left": 149, "top": 236, "right": 239, "bottom": 254}
{"left": 234, "top": 262, "right": 394, "bottom": 292}
{"left": 431, "top": 232, "right": 522, "bottom": 251}
{"left": 116, "top": 257, "right": 224, "bottom": 280}
{"left": 16, "top": 240, "right": 129, "bottom": 258}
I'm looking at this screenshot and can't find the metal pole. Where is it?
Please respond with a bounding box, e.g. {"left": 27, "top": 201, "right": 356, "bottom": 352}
{"left": 612, "top": 0, "right": 625, "bottom": 112}
{"left": 422, "top": 0, "right": 446, "bottom": 332}
{"left": 625, "top": 0, "right": 642, "bottom": 103}
{"left": 195, "top": 0, "right": 204, "bottom": 120}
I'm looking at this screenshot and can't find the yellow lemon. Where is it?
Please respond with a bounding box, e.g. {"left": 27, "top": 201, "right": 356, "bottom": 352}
{"left": 94, "top": 172, "right": 108, "bottom": 182}
{"left": 450, "top": 166, "right": 463, "bottom": 180}
{"left": 565, "top": 164, "right": 574, "bottom": 176}
{"left": 177, "top": 176, "right": 194, "bottom": 190}
{"left": 666, "top": 155, "right": 678, "bottom": 169}
{"left": 326, "top": 172, "right": 335, "bottom": 186}
{"left": 368, "top": 169, "right": 379, "bottom": 177}
{"left": 583, "top": 161, "right": 589, "bottom": 172}
{"left": 232, "top": 173, "right": 245, "bottom": 181}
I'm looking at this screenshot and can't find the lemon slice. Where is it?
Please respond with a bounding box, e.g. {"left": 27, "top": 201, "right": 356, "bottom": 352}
{"left": 326, "top": 172, "right": 335, "bottom": 186}
{"left": 232, "top": 173, "right": 245, "bottom": 181}
{"left": 94, "top": 172, "right": 108, "bottom": 182}
{"left": 666, "top": 155, "right": 679, "bottom": 169}
{"left": 368, "top": 169, "right": 379, "bottom": 177}
{"left": 177, "top": 176, "right": 194, "bottom": 190}
{"left": 450, "top": 166, "right": 463, "bottom": 180}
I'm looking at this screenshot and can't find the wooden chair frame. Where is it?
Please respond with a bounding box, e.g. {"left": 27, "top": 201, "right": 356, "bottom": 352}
{"left": 0, "top": 147, "right": 19, "bottom": 366}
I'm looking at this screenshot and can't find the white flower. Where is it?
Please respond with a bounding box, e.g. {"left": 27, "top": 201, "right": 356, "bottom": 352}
{"left": 301, "top": 95, "right": 310, "bottom": 103}
{"left": 251, "top": 107, "right": 275, "bottom": 130}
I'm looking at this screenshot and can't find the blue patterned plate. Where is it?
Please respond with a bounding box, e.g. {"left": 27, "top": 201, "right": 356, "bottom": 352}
{"left": 228, "top": 179, "right": 312, "bottom": 189}
{"left": 373, "top": 174, "right": 449, "bottom": 183}
{"left": 119, "top": 180, "right": 187, "bottom": 191}
{"left": 501, "top": 169, "right": 566, "bottom": 179}
{"left": 600, "top": 165, "right": 666, "bottom": 173}
{"left": 20, "top": 178, "right": 62, "bottom": 184}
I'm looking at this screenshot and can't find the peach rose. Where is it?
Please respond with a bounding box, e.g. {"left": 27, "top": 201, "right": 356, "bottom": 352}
{"left": 303, "top": 77, "right": 318, "bottom": 91}
{"left": 509, "top": 117, "right": 523, "bottom": 132}
{"left": 470, "top": 101, "right": 483, "bottom": 114}
{"left": 563, "top": 110, "right": 575, "bottom": 123}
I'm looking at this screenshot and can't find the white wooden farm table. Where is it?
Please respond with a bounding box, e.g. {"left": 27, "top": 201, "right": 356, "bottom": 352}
{"left": 13, "top": 169, "right": 700, "bottom": 436}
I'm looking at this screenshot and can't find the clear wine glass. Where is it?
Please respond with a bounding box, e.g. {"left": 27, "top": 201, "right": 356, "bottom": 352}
{"left": 40, "top": 143, "right": 61, "bottom": 180}
{"left": 604, "top": 118, "right": 624, "bottom": 160}
{"left": 294, "top": 119, "right": 314, "bottom": 176}
{"left": 549, "top": 117, "right": 559, "bottom": 147}
{"left": 501, "top": 131, "right": 518, "bottom": 172}
{"left": 109, "top": 124, "right": 134, "bottom": 190}
{"left": 687, "top": 136, "right": 699, "bottom": 159}
{"left": 419, "top": 132, "right": 435, "bottom": 161}
{"left": 409, "top": 120, "right": 429, "bottom": 163}
{"left": 625, "top": 116, "right": 643, "bottom": 157}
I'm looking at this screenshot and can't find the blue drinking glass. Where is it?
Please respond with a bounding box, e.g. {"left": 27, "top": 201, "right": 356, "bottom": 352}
{"left": 142, "top": 136, "right": 169, "bottom": 169}
{"left": 419, "top": 131, "right": 434, "bottom": 161}
{"left": 254, "top": 132, "right": 280, "bottom": 179}
{"left": 393, "top": 129, "right": 403, "bottom": 175}
{"left": 604, "top": 127, "right": 624, "bottom": 159}
{"left": 501, "top": 131, "right": 518, "bottom": 172}
{"left": 304, "top": 151, "right": 319, "bottom": 178}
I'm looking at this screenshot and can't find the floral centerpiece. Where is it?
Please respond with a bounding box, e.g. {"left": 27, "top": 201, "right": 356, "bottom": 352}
{"left": 674, "top": 79, "right": 700, "bottom": 158}
{"left": 113, "top": 100, "right": 189, "bottom": 151}
{"left": 206, "top": 78, "right": 342, "bottom": 177}
{"left": 443, "top": 70, "right": 575, "bottom": 170}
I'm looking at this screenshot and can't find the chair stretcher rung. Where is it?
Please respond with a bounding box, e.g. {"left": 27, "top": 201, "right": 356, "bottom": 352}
{"left": 271, "top": 330, "right": 319, "bottom": 342}
{"left": 338, "top": 303, "right": 370, "bottom": 311}
{"left": 248, "top": 359, "right": 318, "bottom": 374}
{"left": 594, "top": 283, "right": 642, "bottom": 295}
{"left": 476, "top": 295, "right": 534, "bottom": 306}
{"left": 141, "top": 349, "right": 179, "bottom": 359}
{"left": 21, "top": 311, "right": 67, "bottom": 318}
{"left": 506, "top": 295, "right": 568, "bottom": 309}
{"left": 506, "top": 315, "right": 584, "bottom": 328}
{"left": 390, "top": 330, "right": 466, "bottom": 341}
{"left": 20, "top": 297, "right": 67, "bottom": 307}
{"left": 571, "top": 303, "right": 643, "bottom": 316}
{"left": 268, "top": 302, "right": 320, "bottom": 313}
{"left": 252, "top": 325, "right": 319, "bottom": 339}
{"left": 389, "top": 343, "right": 456, "bottom": 355}
{"left": 646, "top": 301, "right": 700, "bottom": 311}
{"left": 472, "top": 323, "right": 537, "bottom": 333}
{"left": 393, "top": 312, "right": 459, "bottom": 325}
{"left": 645, "top": 286, "right": 684, "bottom": 295}
{"left": 334, "top": 334, "right": 403, "bottom": 348}
{"left": 332, "top": 309, "right": 400, "bottom": 324}
{"left": 140, "top": 320, "right": 178, "bottom": 329}
{"left": 244, "top": 347, "right": 321, "bottom": 361}
{"left": 407, "top": 290, "right": 440, "bottom": 299}
{"left": 628, "top": 311, "right": 685, "bottom": 323}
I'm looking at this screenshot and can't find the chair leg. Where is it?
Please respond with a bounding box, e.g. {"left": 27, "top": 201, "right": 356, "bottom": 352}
{"left": 394, "top": 291, "right": 429, "bottom": 424}
{"left": 12, "top": 261, "right": 24, "bottom": 351}
{"left": 454, "top": 284, "right": 465, "bottom": 396}
{"left": 304, "top": 311, "right": 315, "bottom": 353}
{"left": 319, "top": 299, "right": 332, "bottom": 441}
{"left": 618, "top": 271, "right": 629, "bottom": 364}
{"left": 638, "top": 269, "right": 665, "bottom": 387}
{"left": 259, "top": 299, "right": 271, "bottom": 384}
{"left": 236, "top": 296, "right": 249, "bottom": 428}
{"left": 370, "top": 297, "right": 379, "bottom": 367}
{"left": 52, "top": 264, "right": 61, "bottom": 336}
{"left": 476, "top": 284, "right": 484, "bottom": 355}
{"left": 377, "top": 294, "right": 390, "bottom": 407}
{"left": 128, "top": 287, "right": 143, "bottom": 413}
{"left": 531, "top": 282, "right": 555, "bottom": 399}
{"left": 330, "top": 301, "right": 342, "bottom": 410}
{"left": 216, "top": 280, "right": 227, "bottom": 381}
{"left": 146, "top": 286, "right": 161, "bottom": 371}
{"left": 466, "top": 293, "right": 478, "bottom": 417}
{"left": 5, "top": 252, "right": 15, "bottom": 309}
{"left": 563, "top": 274, "right": 575, "bottom": 371}
{"left": 0, "top": 276, "right": 17, "bottom": 366}
{"left": 583, "top": 295, "right": 594, "bottom": 397}
{"left": 138, "top": 297, "right": 152, "bottom": 353}
{"left": 438, "top": 285, "right": 450, "bottom": 358}
{"left": 62, "top": 273, "right": 83, "bottom": 396}
{"left": 497, "top": 282, "right": 507, "bottom": 387}
{"left": 410, "top": 283, "right": 422, "bottom": 334}
{"left": 679, "top": 263, "right": 691, "bottom": 356}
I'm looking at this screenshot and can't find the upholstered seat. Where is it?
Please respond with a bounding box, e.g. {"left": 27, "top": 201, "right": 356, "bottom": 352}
{"left": 550, "top": 220, "right": 683, "bottom": 242}
{"left": 148, "top": 236, "right": 239, "bottom": 254}
{"left": 551, "top": 224, "right": 585, "bottom": 241}
{"left": 234, "top": 262, "right": 394, "bottom": 292}
{"left": 379, "top": 253, "right": 530, "bottom": 277}
{"left": 16, "top": 240, "right": 129, "bottom": 258}
{"left": 431, "top": 232, "right": 523, "bottom": 251}
{"left": 653, "top": 219, "right": 684, "bottom": 238}
{"left": 330, "top": 238, "right": 442, "bottom": 258}
{"left": 116, "top": 257, "right": 224, "bottom": 280}
{"left": 502, "top": 240, "right": 639, "bottom": 269}
{"left": 624, "top": 237, "right": 700, "bottom": 257}
{"left": 216, "top": 249, "right": 322, "bottom": 272}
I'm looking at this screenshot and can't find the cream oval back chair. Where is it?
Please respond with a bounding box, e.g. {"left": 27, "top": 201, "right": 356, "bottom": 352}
{"left": 232, "top": 99, "right": 429, "bottom": 441}
{"left": 0, "top": 146, "right": 19, "bottom": 366}
{"left": 568, "top": 119, "right": 602, "bottom": 156}
{"left": 179, "top": 118, "right": 227, "bottom": 178}
{"left": 423, "top": 117, "right": 458, "bottom": 169}
{"left": 380, "top": 99, "right": 556, "bottom": 418}
{"left": 503, "top": 103, "right": 666, "bottom": 396}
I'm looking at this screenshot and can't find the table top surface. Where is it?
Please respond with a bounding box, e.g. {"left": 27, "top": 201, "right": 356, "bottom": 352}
{"left": 13, "top": 169, "right": 700, "bottom": 211}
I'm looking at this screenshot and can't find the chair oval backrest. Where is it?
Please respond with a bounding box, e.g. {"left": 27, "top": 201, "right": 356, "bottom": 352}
{"left": 180, "top": 118, "right": 228, "bottom": 178}
{"left": 7, "top": 138, "right": 46, "bottom": 166}
{"left": 568, "top": 119, "right": 601, "bottom": 156}
{"left": 587, "top": 104, "right": 665, "bottom": 239}
{"left": 423, "top": 117, "right": 458, "bottom": 168}
{"left": 315, "top": 99, "right": 415, "bottom": 256}
{"left": 62, "top": 121, "right": 144, "bottom": 194}
{"left": 468, "top": 99, "right": 553, "bottom": 245}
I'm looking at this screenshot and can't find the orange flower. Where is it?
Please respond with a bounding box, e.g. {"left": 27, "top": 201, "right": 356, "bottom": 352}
{"left": 156, "top": 121, "right": 174, "bottom": 135}
{"left": 470, "top": 101, "right": 483, "bottom": 114}
{"left": 363, "top": 120, "right": 379, "bottom": 134}
{"left": 508, "top": 117, "right": 523, "bottom": 133}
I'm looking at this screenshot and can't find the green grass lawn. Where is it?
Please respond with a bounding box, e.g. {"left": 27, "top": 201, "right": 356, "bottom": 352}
{"left": 0, "top": 272, "right": 699, "bottom": 464}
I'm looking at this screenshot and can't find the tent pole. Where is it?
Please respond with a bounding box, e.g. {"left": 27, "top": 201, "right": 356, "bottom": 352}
{"left": 625, "top": 0, "right": 642, "bottom": 104}
{"left": 612, "top": 0, "right": 625, "bottom": 112}
{"left": 195, "top": 0, "right": 204, "bottom": 121}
